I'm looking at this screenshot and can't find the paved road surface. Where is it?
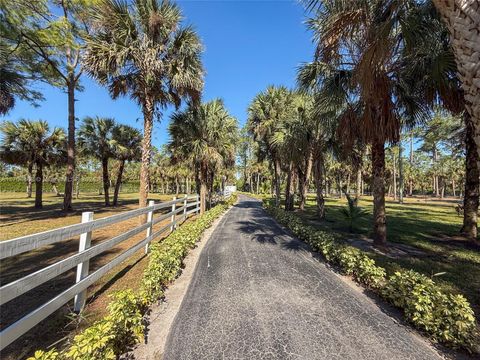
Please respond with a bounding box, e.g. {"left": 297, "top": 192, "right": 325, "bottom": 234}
{"left": 163, "top": 195, "right": 442, "bottom": 360}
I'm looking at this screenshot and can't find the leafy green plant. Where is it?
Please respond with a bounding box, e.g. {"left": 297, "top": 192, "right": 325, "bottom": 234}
{"left": 339, "top": 195, "right": 367, "bottom": 232}
{"left": 383, "top": 270, "right": 476, "bottom": 347}
{"left": 27, "top": 349, "right": 59, "bottom": 360}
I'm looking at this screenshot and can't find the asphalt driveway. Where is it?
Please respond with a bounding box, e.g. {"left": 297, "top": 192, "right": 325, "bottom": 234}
{"left": 163, "top": 195, "right": 442, "bottom": 360}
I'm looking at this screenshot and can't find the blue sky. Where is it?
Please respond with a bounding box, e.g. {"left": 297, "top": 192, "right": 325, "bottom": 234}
{"left": 2, "top": 0, "right": 315, "bottom": 149}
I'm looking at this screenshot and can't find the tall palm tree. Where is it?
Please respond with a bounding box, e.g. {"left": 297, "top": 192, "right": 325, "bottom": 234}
{"left": 430, "top": 1, "right": 480, "bottom": 164}
{"left": 247, "top": 86, "right": 296, "bottom": 206}
{"left": 0, "top": 120, "right": 65, "bottom": 208}
{"left": 304, "top": 0, "right": 480, "bottom": 191}
{"left": 78, "top": 116, "right": 116, "bottom": 206}
{"left": 303, "top": 0, "right": 432, "bottom": 248}
{"left": 399, "top": 3, "right": 479, "bottom": 242}
{"left": 83, "top": 0, "right": 204, "bottom": 219}
{"left": 168, "top": 99, "right": 238, "bottom": 213}
{"left": 111, "top": 124, "right": 142, "bottom": 206}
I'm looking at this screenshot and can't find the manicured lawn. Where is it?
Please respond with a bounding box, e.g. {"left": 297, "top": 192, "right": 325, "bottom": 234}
{"left": 297, "top": 195, "right": 480, "bottom": 318}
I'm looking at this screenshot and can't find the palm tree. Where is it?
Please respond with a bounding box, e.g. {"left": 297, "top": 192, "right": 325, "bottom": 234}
{"left": 168, "top": 99, "right": 238, "bottom": 213}
{"left": 304, "top": 0, "right": 480, "bottom": 204}
{"left": 83, "top": 0, "right": 204, "bottom": 219}
{"left": 111, "top": 124, "right": 142, "bottom": 206}
{"left": 430, "top": 1, "right": 480, "bottom": 164}
{"left": 0, "top": 120, "right": 65, "bottom": 208}
{"left": 302, "top": 0, "right": 433, "bottom": 248}
{"left": 247, "top": 86, "right": 296, "bottom": 206}
{"left": 77, "top": 116, "right": 116, "bottom": 206}
{"left": 399, "top": 4, "right": 479, "bottom": 242}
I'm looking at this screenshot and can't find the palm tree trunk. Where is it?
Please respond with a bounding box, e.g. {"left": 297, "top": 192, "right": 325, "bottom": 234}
{"left": 35, "top": 162, "right": 43, "bottom": 208}
{"left": 462, "top": 112, "right": 479, "bottom": 242}
{"left": 314, "top": 153, "right": 325, "bottom": 219}
{"left": 432, "top": 0, "right": 480, "bottom": 167}
{"left": 285, "top": 161, "right": 295, "bottom": 211}
{"left": 372, "top": 137, "right": 387, "bottom": 248}
{"left": 199, "top": 162, "right": 208, "bottom": 214}
{"left": 139, "top": 96, "right": 154, "bottom": 222}
{"left": 27, "top": 163, "right": 33, "bottom": 198}
{"left": 273, "top": 158, "right": 281, "bottom": 206}
{"left": 399, "top": 144, "right": 404, "bottom": 204}
{"left": 102, "top": 157, "right": 110, "bottom": 206}
{"left": 75, "top": 174, "right": 80, "bottom": 199}
{"left": 356, "top": 168, "right": 362, "bottom": 200}
{"left": 63, "top": 78, "right": 76, "bottom": 211}
{"left": 299, "top": 148, "right": 313, "bottom": 211}
{"left": 393, "top": 150, "right": 397, "bottom": 201}
{"left": 113, "top": 159, "right": 125, "bottom": 206}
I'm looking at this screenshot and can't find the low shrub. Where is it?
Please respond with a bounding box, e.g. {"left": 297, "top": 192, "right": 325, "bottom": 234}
{"left": 27, "top": 194, "right": 237, "bottom": 360}
{"left": 264, "top": 203, "right": 477, "bottom": 351}
{"left": 383, "top": 270, "right": 476, "bottom": 347}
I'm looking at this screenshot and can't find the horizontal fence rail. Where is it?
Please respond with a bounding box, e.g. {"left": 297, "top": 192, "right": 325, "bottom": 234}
{"left": 0, "top": 194, "right": 200, "bottom": 351}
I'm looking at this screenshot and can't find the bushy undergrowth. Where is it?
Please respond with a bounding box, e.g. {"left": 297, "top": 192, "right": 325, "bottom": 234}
{"left": 264, "top": 202, "right": 477, "bottom": 351}
{"left": 28, "top": 195, "right": 237, "bottom": 360}
{"left": 0, "top": 177, "right": 140, "bottom": 193}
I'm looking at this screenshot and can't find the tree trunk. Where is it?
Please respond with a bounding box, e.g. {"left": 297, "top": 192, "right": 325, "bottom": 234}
{"left": 432, "top": 0, "right": 480, "bottom": 168}
{"left": 63, "top": 78, "right": 76, "bottom": 211}
{"left": 393, "top": 150, "right": 397, "bottom": 201}
{"left": 372, "top": 137, "right": 387, "bottom": 248}
{"left": 452, "top": 178, "right": 456, "bottom": 197}
{"left": 101, "top": 157, "right": 110, "bottom": 206}
{"left": 285, "top": 161, "right": 295, "bottom": 211}
{"left": 399, "top": 144, "right": 404, "bottom": 203}
{"left": 139, "top": 96, "right": 154, "bottom": 223}
{"left": 27, "top": 163, "right": 33, "bottom": 198}
{"left": 299, "top": 149, "right": 313, "bottom": 211}
{"left": 199, "top": 163, "right": 208, "bottom": 214}
{"left": 256, "top": 173, "right": 260, "bottom": 194}
{"left": 113, "top": 159, "right": 125, "bottom": 206}
{"left": 75, "top": 174, "right": 80, "bottom": 199}
{"left": 346, "top": 173, "right": 351, "bottom": 195}
{"left": 356, "top": 168, "right": 362, "bottom": 200}
{"left": 314, "top": 153, "right": 325, "bottom": 219}
{"left": 462, "top": 112, "right": 479, "bottom": 242}
{"left": 273, "top": 158, "right": 281, "bottom": 206}
{"left": 35, "top": 162, "right": 43, "bottom": 208}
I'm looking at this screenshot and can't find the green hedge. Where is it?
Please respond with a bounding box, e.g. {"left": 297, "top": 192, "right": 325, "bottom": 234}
{"left": 27, "top": 194, "right": 237, "bottom": 360}
{"left": 264, "top": 202, "right": 477, "bottom": 351}
{"left": 0, "top": 177, "right": 140, "bottom": 194}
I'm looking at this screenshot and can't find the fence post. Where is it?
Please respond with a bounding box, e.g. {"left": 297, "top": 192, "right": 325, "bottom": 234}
{"left": 196, "top": 194, "right": 200, "bottom": 214}
{"left": 183, "top": 194, "right": 188, "bottom": 221}
{"left": 74, "top": 211, "right": 93, "bottom": 313}
{"left": 171, "top": 196, "right": 177, "bottom": 231}
{"left": 145, "top": 200, "right": 155, "bottom": 254}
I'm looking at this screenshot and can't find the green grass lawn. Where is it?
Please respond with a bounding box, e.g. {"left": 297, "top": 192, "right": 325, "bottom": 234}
{"left": 295, "top": 195, "right": 480, "bottom": 317}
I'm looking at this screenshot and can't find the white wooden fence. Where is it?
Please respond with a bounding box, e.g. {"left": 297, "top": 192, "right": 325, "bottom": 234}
{"left": 0, "top": 194, "right": 200, "bottom": 351}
